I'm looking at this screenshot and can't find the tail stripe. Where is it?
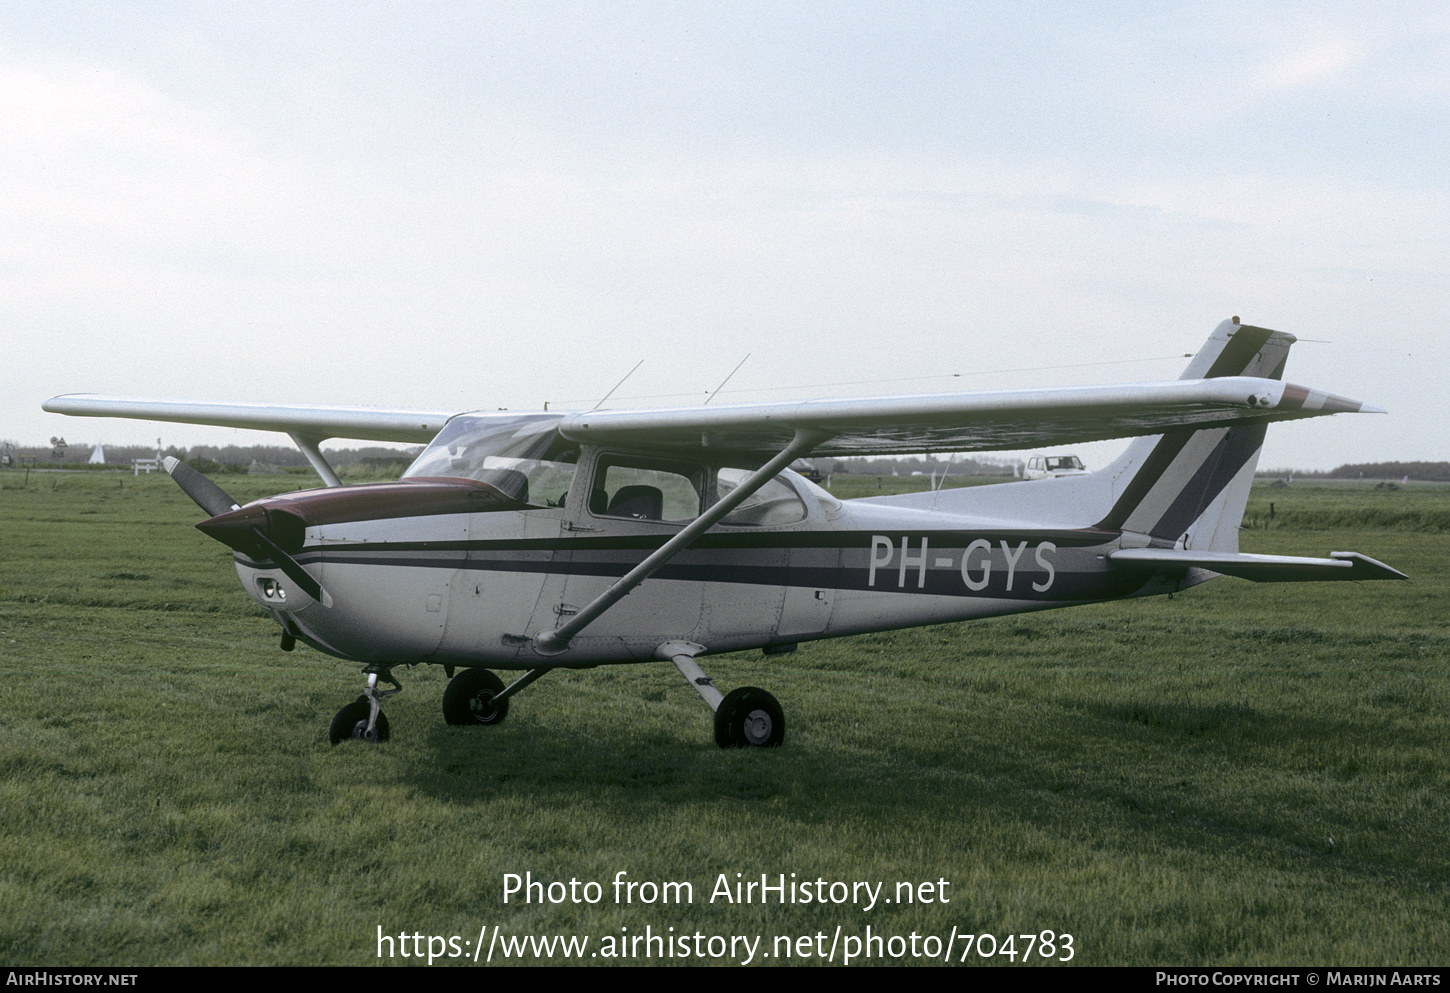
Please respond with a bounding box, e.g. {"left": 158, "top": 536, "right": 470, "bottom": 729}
{"left": 1095, "top": 430, "right": 1194, "bottom": 531}
{"left": 1095, "top": 423, "right": 1264, "bottom": 542}
{"left": 1145, "top": 423, "right": 1266, "bottom": 541}
{"left": 1202, "top": 325, "right": 1275, "bottom": 378}
{"left": 1095, "top": 322, "right": 1289, "bottom": 546}
{"left": 1264, "top": 353, "right": 1288, "bottom": 382}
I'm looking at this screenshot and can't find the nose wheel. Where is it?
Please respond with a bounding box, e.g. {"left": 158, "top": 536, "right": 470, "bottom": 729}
{"left": 330, "top": 697, "right": 391, "bottom": 743}
{"left": 329, "top": 666, "right": 401, "bottom": 745}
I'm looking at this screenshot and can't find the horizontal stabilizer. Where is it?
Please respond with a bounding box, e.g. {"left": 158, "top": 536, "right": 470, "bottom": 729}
{"left": 1108, "top": 548, "right": 1407, "bottom": 582}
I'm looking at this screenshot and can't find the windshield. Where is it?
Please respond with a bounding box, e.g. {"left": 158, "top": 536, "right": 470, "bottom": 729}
{"left": 403, "top": 413, "right": 578, "bottom": 507}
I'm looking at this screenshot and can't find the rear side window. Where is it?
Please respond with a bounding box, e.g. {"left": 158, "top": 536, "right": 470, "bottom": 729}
{"left": 715, "top": 468, "right": 806, "bottom": 526}
{"left": 590, "top": 458, "right": 704, "bottom": 523}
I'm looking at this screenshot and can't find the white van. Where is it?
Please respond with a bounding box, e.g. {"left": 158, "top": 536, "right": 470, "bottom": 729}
{"left": 1023, "top": 454, "right": 1088, "bottom": 480}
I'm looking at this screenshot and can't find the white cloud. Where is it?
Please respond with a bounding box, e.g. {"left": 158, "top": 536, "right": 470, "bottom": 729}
{"left": 1252, "top": 36, "right": 1364, "bottom": 92}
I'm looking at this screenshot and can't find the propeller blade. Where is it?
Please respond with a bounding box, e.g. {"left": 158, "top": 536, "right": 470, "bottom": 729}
{"left": 163, "top": 456, "right": 241, "bottom": 517}
{"left": 248, "top": 525, "right": 332, "bottom": 607}
{"left": 166, "top": 458, "right": 333, "bottom": 608}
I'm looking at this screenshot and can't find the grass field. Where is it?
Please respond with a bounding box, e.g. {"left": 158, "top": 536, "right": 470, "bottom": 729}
{"left": 1, "top": 470, "right": 1445, "bottom": 966}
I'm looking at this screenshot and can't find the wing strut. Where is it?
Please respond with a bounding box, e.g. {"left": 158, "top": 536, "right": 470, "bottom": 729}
{"left": 288, "top": 432, "right": 342, "bottom": 487}
{"left": 532, "top": 428, "right": 831, "bottom": 656}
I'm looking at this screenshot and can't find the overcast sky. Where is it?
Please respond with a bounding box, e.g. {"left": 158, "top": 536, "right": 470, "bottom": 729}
{"left": 5, "top": 2, "right": 1446, "bottom": 470}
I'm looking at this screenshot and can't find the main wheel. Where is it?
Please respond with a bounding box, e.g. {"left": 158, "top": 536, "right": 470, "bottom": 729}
{"left": 442, "top": 668, "right": 509, "bottom": 726}
{"left": 714, "top": 687, "right": 785, "bottom": 748}
{"left": 330, "top": 696, "right": 390, "bottom": 744}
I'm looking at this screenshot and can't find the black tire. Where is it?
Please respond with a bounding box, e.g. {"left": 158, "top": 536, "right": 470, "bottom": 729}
{"left": 714, "top": 687, "right": 785, "bottom": 748}
{"left": 442, "top": 668, "right": 509, "bottom": 726}
{"left": 329, "top": 696, "right": 390, "bottom": 745}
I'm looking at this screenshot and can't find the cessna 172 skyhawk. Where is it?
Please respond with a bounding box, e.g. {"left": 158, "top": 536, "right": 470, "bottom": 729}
{"left": 44, "top": 319, "right": 1404, "bottom": 748}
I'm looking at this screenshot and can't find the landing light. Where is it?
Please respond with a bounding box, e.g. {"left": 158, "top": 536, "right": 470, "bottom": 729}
{"left": 258, "top": 577, "right": 287, "bottom": 602}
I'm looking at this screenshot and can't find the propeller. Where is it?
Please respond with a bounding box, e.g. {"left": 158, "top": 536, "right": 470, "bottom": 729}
{"left": 163, "top": 457, "right": 331, "bottom": 607}
{"left": 241, "top": 522, "right": 332, "bottom": 607}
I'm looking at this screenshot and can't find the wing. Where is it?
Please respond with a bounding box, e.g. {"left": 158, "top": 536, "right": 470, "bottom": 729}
{"left": 556, "top": 377, "right": 1381, "bottom": 462}
{"left": 40, "top": 395, "right": 458, "bottom": 444}
{"left": 41, "top": 323, "right": 1383, "bottom": 461}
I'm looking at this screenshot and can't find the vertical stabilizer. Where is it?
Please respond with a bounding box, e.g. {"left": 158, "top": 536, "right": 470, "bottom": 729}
{"left": 1094, "top": 319, "right": 1294, "bottom": 551}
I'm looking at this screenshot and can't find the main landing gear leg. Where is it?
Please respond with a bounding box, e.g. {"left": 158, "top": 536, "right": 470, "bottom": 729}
{"left": 660, "top": 641, "right": 785, "bottom": 749}
{"left": 329, "top": 666, "right": 402, "bottom": 745}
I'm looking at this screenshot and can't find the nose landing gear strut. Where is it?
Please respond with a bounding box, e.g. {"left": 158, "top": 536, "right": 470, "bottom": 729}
{"left": 329, "top": 666, "right": 402, "bottom": 744}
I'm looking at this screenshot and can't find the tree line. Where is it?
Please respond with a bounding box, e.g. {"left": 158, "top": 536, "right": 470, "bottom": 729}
{"left": 7, "top": 439, "right": 1447, "bottom": 482}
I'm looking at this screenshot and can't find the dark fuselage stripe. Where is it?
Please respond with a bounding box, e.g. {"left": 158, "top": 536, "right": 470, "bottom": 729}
{"left": 290, "top": 527, "right": 1113, "bottom": 556}
{"left": 241, "top": 531, "right": 1147, "bottom": 602}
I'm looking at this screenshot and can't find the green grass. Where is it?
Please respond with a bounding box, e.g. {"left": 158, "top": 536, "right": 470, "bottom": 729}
{"left": 1243, "top": 479, "right": 1450, "bottom": 532}
{"left": 1, "top": 473, "right": 1446, "bottom": 966}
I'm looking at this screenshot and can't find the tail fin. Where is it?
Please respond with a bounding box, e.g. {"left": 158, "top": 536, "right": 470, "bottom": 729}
{"left": 1094, "top": 319, "right": 1294, "bottom": 552}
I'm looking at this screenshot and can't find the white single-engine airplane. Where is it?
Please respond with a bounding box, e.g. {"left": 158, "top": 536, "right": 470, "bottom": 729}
{"left": 44, "top": 319, "right": 1405, "bottom": 747}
